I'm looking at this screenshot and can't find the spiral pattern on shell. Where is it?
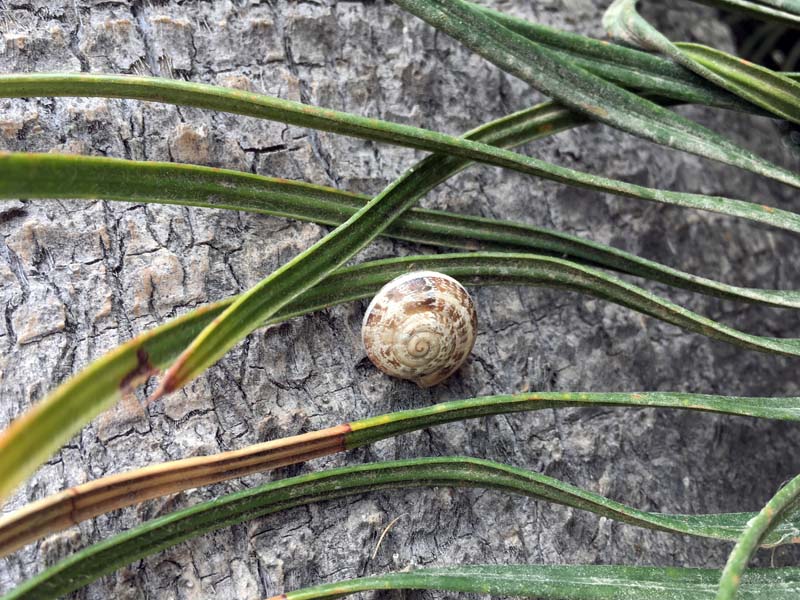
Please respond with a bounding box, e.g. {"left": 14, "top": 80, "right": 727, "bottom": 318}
{"left": 361, "top": 271, "right": 477, "bottom": 387}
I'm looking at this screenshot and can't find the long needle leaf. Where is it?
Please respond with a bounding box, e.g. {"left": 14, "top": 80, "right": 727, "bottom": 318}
{"left": 716, "top": 473, "right": 800, "bottom": 599}
{"left": 6, "top": 456, "right": 800, "bottom": 600}
{"left": 272, "top": 564, "right": 800, "bottom": 600}
{"left": 392, "top": 0, "right": 800, "bottom": 186}
{"left": 0, "top": 75, "right": 796, "bottom": 234}
{"left": 5, "top": 74, "right": 800, "bottom": 400}
{"left": 4, "top": 253, "right": 800, "bottom": 506}
{"left": 3, "top": 74, "right": 798, "bottom": 504}
{"left": 471, "top": 2, "right": 760, "bottom": 112}
{"left": 691, "top": 0, "right": 800, "bottom": 28}
{"left": 5, "top": 151, "right": 800, "bottom": 309}
{"left": 604, "top": 0, "right": 800, "bottom": 123}
{"left": 4, "top": 390, "right": 799, "bottom": 557}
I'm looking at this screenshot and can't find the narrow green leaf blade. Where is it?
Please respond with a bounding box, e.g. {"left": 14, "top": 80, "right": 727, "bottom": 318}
{"left": 605, "top": 0, "right": 800, "bottom": 123}
{"left": 6, "top": 457, "right": 800, "bottom": 599}
{"left": 6, "top": 83, "right": 800, "bottom": 504}
{"left": 676, "top": 42, "right": 800, "bottom": 124}
{"left": 275, "top": 565, "right": 800, "bottom": 600}
{"left": 132, "top": 67, "right": 800, "bottom": 397}
{"left": 5, "top": 252, "right": 800, "bottom": 504}
{"left": 160, "top": 247, "right": 800, "bottom": 395}
{"left": 345, "top": 391, "right": 800, "bottom": 446}
{"left": 5, "top": 390, "right": 800, "bottom": 557}
{"left": 0, "top": 301, "right": 225, "bottom": 504}
{"left": 691, "top": 0, "right": 800, "bottom": 27}
{"left": 0, "top": 75, "right": 796, "bottom": 233}
{"left": 9, "top": 74, "right": 792, "bottom": 401}
{"left": 749, "top": 0, "right": 800, "bottom": 14}
{"left": 471, "top": 1, "right": 761, "bottom": 113}
{"left": 290, "top": 253, "right": 800, "bottom": 359}
{"left": 716, "top": 474, "right": 800, "bottom": 599}
{"left": 6, "top": 151, "right": 800, "bottom": 310}
{"left": 392, "top": 0, "right": 800, "bottom": 187}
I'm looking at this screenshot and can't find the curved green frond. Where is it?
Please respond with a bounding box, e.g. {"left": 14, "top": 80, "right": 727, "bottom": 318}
{"left": 392, "top": 0, "right": 800, "bottom": 186}
{"left": 752, "top": 0, "right": 800, "bottom": 15}
{"left": 290, "top": 254, "right": 800, "bottom": 358}
{"left": 4, "top": 251, "right": 800, "bottom": 505}
{"left": 676, "top": 43, "right": 800, "bottom": 124}
{"left": 274, "top": 565, "right": 800, "bottom": 600}
{"left": 0, "top": 75, "right": 796, "bottom": 232}
{"left": 3, "top": 6, "right": 800, "bottom": 599}
{"left": 605, "top": 0, "right": 800, "bottom": 123}
{"left": 6, "top": 457, "right": 800, "bottom": 600}
{"left": 9, "top": 73, "right": 794, "bottom": 403}
{"left": 5, "top": 152, "right": 800, "bottom": 309}
{"left": 716, "top": 473, "right": 800, "bottom": 599}
{"left": 6, "top": 81, "right": 800, "bottom": 506}
{"left": 4, "top": 390, "right": 800, "bottom": 557}
{"left": 692, "top": 0, "right": 800, "bottom": 27}
{"left": 470, "top": 1, "right": 759, "bottom": 112}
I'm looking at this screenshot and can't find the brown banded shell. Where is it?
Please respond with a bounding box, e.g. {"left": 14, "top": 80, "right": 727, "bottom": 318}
{"left": 361, "top": 271, "right": 477, "bottom": 387}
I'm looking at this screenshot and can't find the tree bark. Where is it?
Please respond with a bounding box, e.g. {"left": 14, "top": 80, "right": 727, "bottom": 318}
{"left": 1, "top": 0, "right": 800, "bottom": 598}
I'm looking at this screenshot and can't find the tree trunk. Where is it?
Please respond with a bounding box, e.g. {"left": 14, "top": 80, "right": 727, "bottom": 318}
{"left": 1, "top": 0, "right": 800, "bottom": 598}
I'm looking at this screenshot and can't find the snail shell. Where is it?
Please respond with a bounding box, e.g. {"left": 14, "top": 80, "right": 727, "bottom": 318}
{"left": 361, "top": 271, "right": 477, "bottom": 387}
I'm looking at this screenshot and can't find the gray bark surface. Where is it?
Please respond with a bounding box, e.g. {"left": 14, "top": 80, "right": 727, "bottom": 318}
{"left": 1, "top": 0, "right": 800, "bottom": 598}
